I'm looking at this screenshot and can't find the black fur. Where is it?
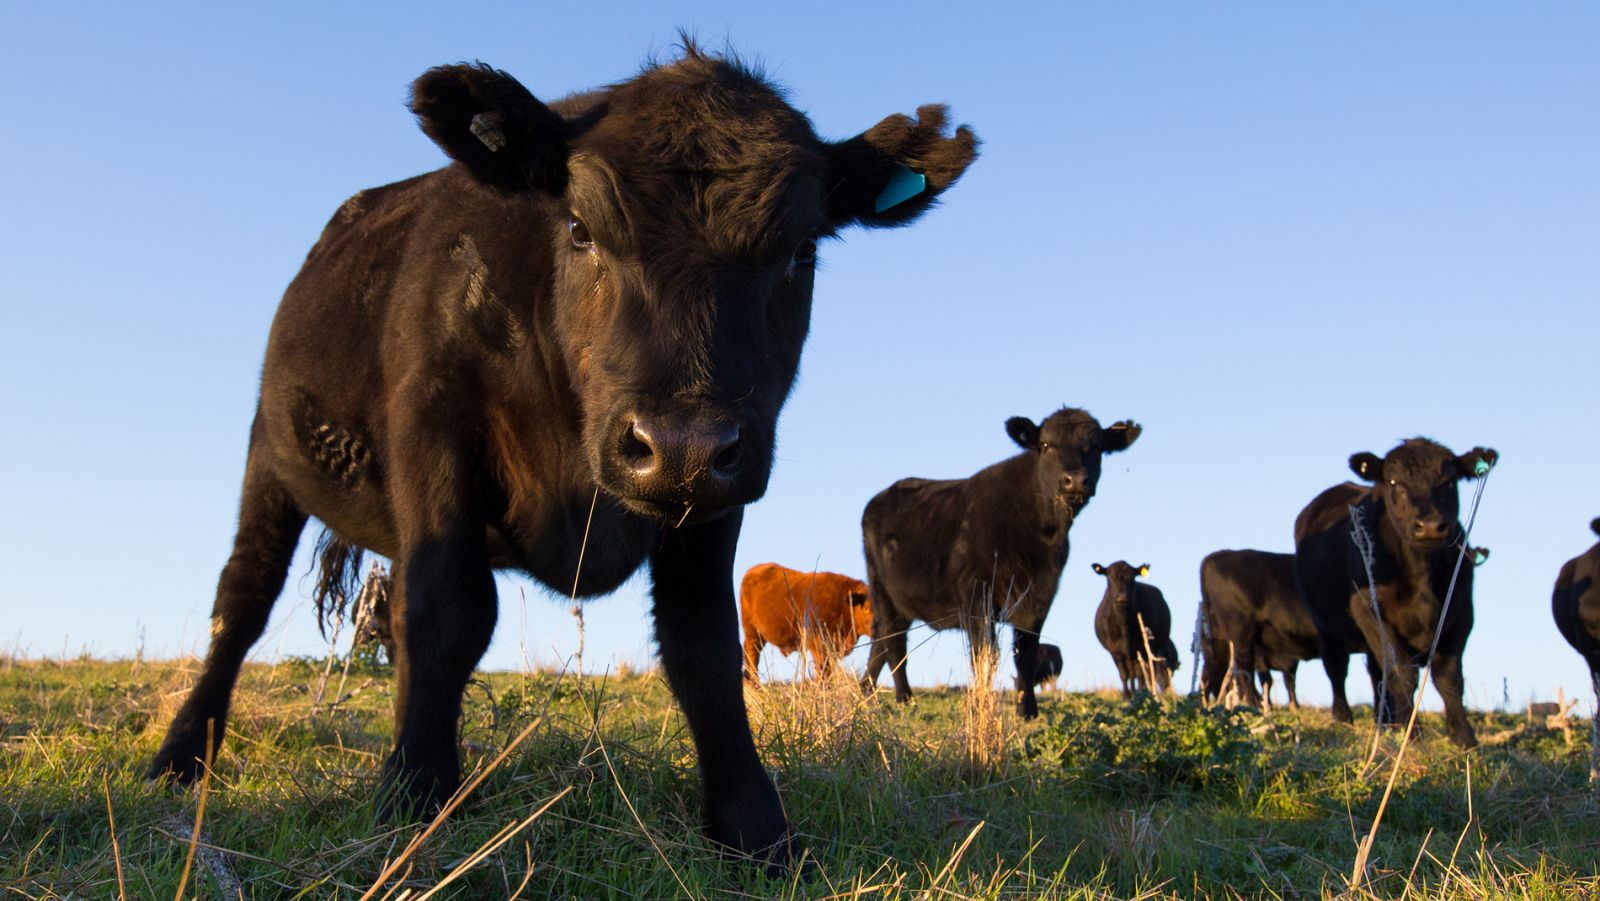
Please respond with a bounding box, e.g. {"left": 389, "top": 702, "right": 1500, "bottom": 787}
{"left": 145, "top": 44, "right": 977, "bottom": 872}
{"left": 1197, "top": 550, "right": 1319, "bottom": 708}
{"left": 1552, "top": 520, "right": 1600, "bottom": 702}
{"left": 1091, "top": 562, "right": 1179, "bottom": 698}
{"left": 1293, "top": 438, "right": 1496, "bottom": 747}
{"left": 860, "top": 408, "right": 1139, "bottom": 719}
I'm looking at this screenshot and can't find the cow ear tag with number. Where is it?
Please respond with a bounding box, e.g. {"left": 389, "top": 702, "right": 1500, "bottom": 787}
{"left": 874, "top": 166, "right": 926, "bottom": 213}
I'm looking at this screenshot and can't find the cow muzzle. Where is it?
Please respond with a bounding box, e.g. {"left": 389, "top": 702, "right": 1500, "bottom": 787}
{"left": 602, "top": 411, "right": 763, "bottom": 519}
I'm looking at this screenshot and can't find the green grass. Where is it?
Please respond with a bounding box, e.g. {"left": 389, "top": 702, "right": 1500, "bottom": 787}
{"left": 2, "top": 653, "right": 1598, "bottom": 899}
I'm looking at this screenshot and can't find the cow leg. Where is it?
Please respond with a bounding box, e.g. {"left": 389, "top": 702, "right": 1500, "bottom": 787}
{"left": 741, "top": 627, "right": 765, "bottom": 683}
{"left": 1233, "top": 643, "right": 1262, "bottom": 707}
{"left": 1283, "top": 663, "right": 1300, "bottom": 709}
{"left": 378, "top": 397, "right": 498, "bottom": 820}
{"left": 1431, "top": 652, "right": 1476, "bottom": 748}
{"left": 1323, "top": 646, "right": 1354, "bottom": 723}
{"left": 1011, "top": 624, "right": 1043, "bottom": 719}
{"left": 1114, "top": 656, "right": 1134, "bottom": 699}
{"left": 649, "top": 509, "right": 793, "bottom": 869}
{"left": 1258, "top": 667, "right": 1274, "bottom": 710}
{"left": 381, "top": 525, "right": 496, "bottom": 818}
{"left": 864, "top": 607, "right": 912, "bottom": 702}
{"left": 148, "top": 447, "right": 306, "bottom": 783}
{"left": 1200, "top": 644, "right": 1227, "bottom": 703}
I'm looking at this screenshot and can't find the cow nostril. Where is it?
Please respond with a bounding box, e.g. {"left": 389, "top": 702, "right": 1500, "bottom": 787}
{"left": 711, "top": 429, "right": 742, "bottom": 476}
{"left": 622, "top": 421, "right": 655, "bottom": 472}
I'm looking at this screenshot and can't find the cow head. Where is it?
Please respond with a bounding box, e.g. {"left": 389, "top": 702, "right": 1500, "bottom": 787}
{"left": 1349, "top": 439, "right": 1497, "bottom": 550}
{"left": 1092, "top": 561, "right": 1149, "bottom": 606}
{"left": 846, "top": 583, "right": 874, "bottom": 641}
{"left": 1006, "top": 408, "right": 1140, "bottom": 526}
{"left": 409, "top": 48, "right": 978, "bottom": 522}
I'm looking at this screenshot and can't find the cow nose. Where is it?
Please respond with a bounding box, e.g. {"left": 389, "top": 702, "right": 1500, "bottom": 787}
{"left": 1413, "top": 519, "right": 1448, "bottom": 541}
{"left": 621, "top": 416, "right": 742, "bottom": 489}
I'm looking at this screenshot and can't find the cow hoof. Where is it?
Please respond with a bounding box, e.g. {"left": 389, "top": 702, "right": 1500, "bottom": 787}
{"left": 715, "top": 829, "right": 812, "bottom": 880}
{"left": 145, "top": 728, "right": 211, "bottom": 786}
{"left": 376, "top": 759, "right": 459, "bottom": 824}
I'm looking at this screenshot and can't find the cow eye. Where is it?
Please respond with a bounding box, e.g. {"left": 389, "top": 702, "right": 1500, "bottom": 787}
{"left": 793, "top": 238, "right": 817, "bottom": 265}
{"left": 568, "top": 216, "right": 593, "bottom": 250}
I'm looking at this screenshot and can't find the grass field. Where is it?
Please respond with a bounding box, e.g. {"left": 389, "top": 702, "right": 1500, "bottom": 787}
{"left": 3, "top": 652, "right": 1598, "bottom": 899}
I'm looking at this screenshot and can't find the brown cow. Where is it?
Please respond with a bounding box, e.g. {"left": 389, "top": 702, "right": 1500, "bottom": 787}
{"left": 741, "top": 563, "right": 873, "bottom": 680}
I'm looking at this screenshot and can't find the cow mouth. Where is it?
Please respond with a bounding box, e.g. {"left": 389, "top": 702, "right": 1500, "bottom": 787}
{"left": 617, "top": 495, "right": 735, "bottom": 526}
{"left": 1057, "top": 492, "right": 1088, "bottom": 514}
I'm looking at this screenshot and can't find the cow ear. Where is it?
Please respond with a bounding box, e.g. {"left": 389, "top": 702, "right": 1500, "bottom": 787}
{"left": 410, "top": 63, "right": 569, "bottom": 195}
{"left": 823, "top": 105, "right": 978, "bottom": 229}
{"left": 1103, "top": 420, "right": 1142, "bottom": 453}
{"left": 1349, "top": 452, "right": 1383, "bottom": 482}
{"left": 1591, "top": 517, "right": 1600, "bottom": 538}
{"left": 1091, "top": 563, "right": 1106, "bottom": 575}
{"left": 1005, "top": 416, "right": 1040, "bottom": 451}
{"left": 1138, "top": 564, "right": 1150, "bottom": 577}
{"left": 1471, "top": 547, "right": 1490, "bottom": 566}
{"left": 1456, "top": 447, "right": 1498, "bottom": 479}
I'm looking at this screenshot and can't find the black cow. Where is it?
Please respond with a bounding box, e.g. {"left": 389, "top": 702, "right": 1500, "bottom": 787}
{"left": 1198, "top": 550, "right": 1317, "bottom": 708}
{"left": 1200, "top": 546, "right": 1493, "bottom": 710}
{"left": 145, "top": 45, "right": 977, "bottom": 869}
{"left": 861, "top": 408, "right": 1140, "bottom": 718}
{"left": 1553, "top": 519, "right": 1600, "bottom": 702}
{"left": 1091, "top": 562, "right": 1180, "bottom": 697}
{"left": 1033, "top": 642, "right": 1064, "bottom": 691}
{"left": 1293, "top": 439, "right": 1495, "bottom": 747}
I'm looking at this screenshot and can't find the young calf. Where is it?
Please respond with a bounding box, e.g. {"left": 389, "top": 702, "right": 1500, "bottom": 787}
{"left": 862, "top": 408, "right": 1140, "bottom": 718}
{"left": 1294, "top": 439, "right": 1495, "bottom": 746}
{"left": 1092, "top": 562, "right": 1180, "bottom": 697}
{"left": 1553, "top": 519, "right": 1600, "bottom": 706}
{"left": 739, "top": 563, "right": 873, "bottom": 681}
{"left": 144, "top": 44, "right": 976, "bottom": 870}
{"left": 1198, "top": 550, "right": 1319, "bottom": 708}
{"left": 1033, "top": 642, "right": 1064, "bottom": 691}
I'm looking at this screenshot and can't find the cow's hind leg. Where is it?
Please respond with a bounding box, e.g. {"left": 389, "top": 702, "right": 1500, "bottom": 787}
{"left": 148, "top": 451, "right": 306, "bottom": 783}
{"left": 864, "top": 605, "right": 913, "bottom": 702}
{"left": 1283, "top": 663, "right": 1300, "bottom": 709}
{"left": 1323, "top": 645, "right": 1354, "bottom": 723}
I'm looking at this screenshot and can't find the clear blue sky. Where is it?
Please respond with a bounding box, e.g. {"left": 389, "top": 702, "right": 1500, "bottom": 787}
{"left": 2, "top": 4, "right": 1596, "bottom": 713}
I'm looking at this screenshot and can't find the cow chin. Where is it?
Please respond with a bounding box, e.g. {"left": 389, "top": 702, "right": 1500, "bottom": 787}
{"left": 614, "top": 494, "right": 743, "bottom": 525}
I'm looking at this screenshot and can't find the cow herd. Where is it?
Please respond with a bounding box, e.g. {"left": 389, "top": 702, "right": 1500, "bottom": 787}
{"left": 138, "top": 44, "right": 1600, "bottom": 873}
{"left": 742, "top": 430, "right": 1600, "bottom": 760}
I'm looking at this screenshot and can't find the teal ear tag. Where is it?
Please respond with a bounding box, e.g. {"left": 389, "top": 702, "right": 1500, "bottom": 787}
{"left": 1473, "top": 458, "right": 1492, "bottom": 476}
{"left": 874, "top": 166, "right": 926, "bottom": 213}
{"left": 1472, "top": 549, "right": 1489, "bottom": 565}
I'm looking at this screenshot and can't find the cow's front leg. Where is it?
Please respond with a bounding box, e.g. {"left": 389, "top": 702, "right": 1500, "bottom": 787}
{"left": 1430, "top": 651, "right": 1476, "bottom": 747}
{"left": 379, "top": 396, "right": 497, "bottom": 820}
{"left": 1010, "top": 622, "right": 1042, "bottom": 719}
{"left": 650, "top": 509, "right": 795, "bottom": 872}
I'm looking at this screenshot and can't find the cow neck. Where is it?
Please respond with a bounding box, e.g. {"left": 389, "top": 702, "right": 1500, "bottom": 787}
{"left": 1373, "top": 499, "right": 1449, "bottom": 604}
{"left": 986, "top": 453, "right": 1073, "bottom": 554}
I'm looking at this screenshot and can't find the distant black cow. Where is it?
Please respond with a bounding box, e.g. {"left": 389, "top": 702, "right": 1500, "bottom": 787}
{"left": 1092, "top": 561, "right": 1180, "bottom": 697}
{"left": 1294, "top": 439, "right": 1496, "bottom": 747}
{"left": 1034, "top": 642, "right": 1064, "bottom": 691}
{"left": 1553, "top": 519, "right": 1600, "bottom": 702}
{"left": 861, "top": 408, "right": 1140, "bottom": 718}
{"left": 144, "top": 45, "right": 977, "bottom": 868}
{"left": 1199, "top": 546, "right": 1490, "bottom": 710}
{"left": 1198, "top": 550, "right": 1317, "bottom": 709}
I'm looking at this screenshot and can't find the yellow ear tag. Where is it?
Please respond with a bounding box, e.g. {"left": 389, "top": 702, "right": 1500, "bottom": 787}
{"left": 1139, "top": 565, "right": 1150, "bottom": 577}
